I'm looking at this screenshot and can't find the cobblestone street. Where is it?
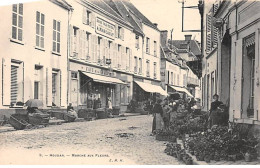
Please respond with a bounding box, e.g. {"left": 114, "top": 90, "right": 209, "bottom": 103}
{"left": 0, "top": 115, "right": 181, "bottom": 165}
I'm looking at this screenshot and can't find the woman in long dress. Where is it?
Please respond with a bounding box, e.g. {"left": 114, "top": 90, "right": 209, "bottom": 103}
{"left": 152, "top": 99, "right": 164, "bottom": 133}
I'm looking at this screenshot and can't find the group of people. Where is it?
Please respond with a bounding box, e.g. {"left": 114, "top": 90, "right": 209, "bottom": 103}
{"left": 151, "top": 97, "right": 194, "bottom": 133}
{"left": 150, "top": 94, "right": 226, "bottom": 133}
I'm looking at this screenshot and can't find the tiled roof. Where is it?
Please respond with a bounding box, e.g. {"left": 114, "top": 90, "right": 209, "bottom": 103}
{"left": 88, "top": 0, "right": 125, "bottom": 22}
{"left": 120, "top": 0, "right": 159, "bottom": 31}
{"left": 109, "top": 0, "right": 144, "bottom": 35}
{"left": 50, "top": 0, "right": 72, "bottom": 10}
{"left": 170, "top": 40, "right": 201, "bottom": 56}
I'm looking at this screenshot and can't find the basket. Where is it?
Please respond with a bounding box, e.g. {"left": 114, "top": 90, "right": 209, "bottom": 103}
{"left": 9, "top": 115, "right": 29, "bottom": 130}
{"left": 64, "top": 114, "right": 76, "bottom": 122}
{"left": 96, "top": 108, "right": 107, "bottom": 119}
{"left": 28, "top": 113, "right": 49, "bottom": 125}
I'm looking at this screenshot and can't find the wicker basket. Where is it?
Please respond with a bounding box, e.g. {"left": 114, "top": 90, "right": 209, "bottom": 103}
{"left": 64, "top": 114, "right": 76, "bottom": 122}
{"left": 28, "top": 113, "right": 49, "bottom": 125}
{"left": 9, "top": 115, "right": 29, "bottom": 130}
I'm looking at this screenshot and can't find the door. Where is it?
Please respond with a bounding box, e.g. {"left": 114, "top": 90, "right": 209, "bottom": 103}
{"left": 70, "top": 79, "right": 78, "bottom": 106}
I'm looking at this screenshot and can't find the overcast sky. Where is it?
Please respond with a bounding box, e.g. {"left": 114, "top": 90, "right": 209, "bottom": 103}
{"left": 1, "top": 0, "right": 202, "bottom": 41}
{"left": 130, "top": 0, "right": 201, "bottom": 42}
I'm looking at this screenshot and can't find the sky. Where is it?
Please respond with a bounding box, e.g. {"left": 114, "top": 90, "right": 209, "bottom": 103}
{"left": 130, "top": 0, "right": 201, "bottom": 42}
{"left": 1, "top": 0, "right": 202, "bottom": 42}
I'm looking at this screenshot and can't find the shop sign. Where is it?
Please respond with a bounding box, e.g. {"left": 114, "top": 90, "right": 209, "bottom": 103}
{"left": 96, "top": 17, "right": 115, "bottom": 39}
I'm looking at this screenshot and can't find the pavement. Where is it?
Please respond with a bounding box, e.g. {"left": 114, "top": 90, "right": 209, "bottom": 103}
{"left": 0, "top": 114, "right": 181, "bottom": 165}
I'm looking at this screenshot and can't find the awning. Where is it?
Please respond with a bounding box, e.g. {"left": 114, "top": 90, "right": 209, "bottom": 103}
{"left": 169, "top": 85, "right": 193, "bottom": 98}
{"left": 135, "top": 81, "right": 168, "bottom": 96}
{"left": 80, "top": 71, "right": 125, "bottom": 85}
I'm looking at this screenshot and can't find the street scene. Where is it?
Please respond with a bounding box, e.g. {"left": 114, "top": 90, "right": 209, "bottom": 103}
{"left": 0, "top": 0, "right": 260, "bottom": 165}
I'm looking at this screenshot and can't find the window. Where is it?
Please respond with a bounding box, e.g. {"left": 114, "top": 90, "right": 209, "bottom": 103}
{"left": 134, "top": 56, "right": 138, "bottom": 73}
{"left": 97, "top": 37, "right": 102, "bottom": 63}
{"left": 183, "top": 74, "right": 186, "bottom": 87}
{"left": 87, "top": 11, "right": 91, "bottom": 25}
{"left": 174, "top": 73, "right": 176, "bottom": 85}
{"left": 126, "top": 48, "right": 130, "bottom": 70}
{"left": 154, "top": 62, "right": 157, "bottom": 79}
{"left": 11, "top": 65, "right": 18, "bottom": 104}
{"left": 36, "top": 11, "right": 45, "bottom": 48}
{"left": 52, "top": 71, "right": 59, "bottom": 106}
{"left": 117, "top": 44, "right": 121, "bottom": 68}
{"left": 12, "top": 4, "right": 23, "bottom": 41}
{"left": 139, "top": 58, "right": 142, "bottom": 74}
{"left": 86, "top": 33, "right": 90, "bottom": 59}
{"left": 53, "top": 20, "right": 61, "bottom": 53}
{"left": 72, "top": 27, "right": 79, "bottom": 54}
{"left": 146, "top": 37, "right": 150, "bottom": 54}
{"left": 146, "top": 60, "right": 150, "bottom": 77}
{"left": 34, "top": 81, "right": 39, "bottom": 99}
{"left": 71, "top": 71, "right": 78, "bottom": 79}
{"left": 154, "top": 41, "right": 157, "bottom": 56}
{"left": 118, "top": 26, "right": 124, "bottom": 40}
{"left": 135, "top": 35, "right": 139, "bottom": 49}
{"left": 171, "top": 72, "right": 173, "bottom": 85}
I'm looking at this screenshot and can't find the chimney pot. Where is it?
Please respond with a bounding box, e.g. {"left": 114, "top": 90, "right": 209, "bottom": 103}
{"left": 185, "top": 34, "right": 192, "bottom": 41}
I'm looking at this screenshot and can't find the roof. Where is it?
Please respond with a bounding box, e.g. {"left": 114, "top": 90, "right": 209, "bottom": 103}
{"left": 120, "top": 0, "right": 159, "bottom": 31}
{"left": 88, "top": 0, "right": 126, "bottom": 22}
{"left": 50, "top": 0, "right": 72, "bottom": 10}
{"left": 106, "top": 0, "right": 144, "bottom": 35}
{"left": 170, "top": 40, "right": 201, "bottom": 56}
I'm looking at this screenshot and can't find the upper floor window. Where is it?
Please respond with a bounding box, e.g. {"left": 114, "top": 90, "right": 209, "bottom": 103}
{"left": 135, "top": 35, "right": 139, "bottom": 49}
{"left": 146, "top": 37, "right": 150, "bottom": 54}
{"left": 36, "top": 11, "right": 45, "bottom": 48}
{"left": 146, "top": 60, "right": 150, "bottom": 77}
{"left": 134, "top": 56, "right": 138, "bottom": 73}
{"left": 118, "top": 26, "right": 124, "bottom": 40}
{"left": 53, "top": 20, "right": 61, "bottom": 53}
{"left": 154, "top": 41, "right": 157, "bottom": 56}
{"left": 83, "top": 8, "right": 94, "bottom": 27}
{"left": 154, "top": 62, "right": 157, "bottom": 79}
{"left": 139, "top": 58, "right": 142, "bottom": 74}
{"left": 171, "top": 72, "right": 173, "bottom": 85}
{"left": 12, "top": 4, "right": 23, "bottom": 41}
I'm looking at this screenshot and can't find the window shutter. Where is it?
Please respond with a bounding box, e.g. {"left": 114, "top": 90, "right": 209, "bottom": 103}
{"left": 122, "top": 46, "right": 126, "bottom": 69}
{"left": 2, "top": 58, "right": 11, "bottom": 106}
{"left": 82, "top": 7, "right": 87, "bottom": 24}
{"left": 206, "top": 14, "right": 212, "bottom": 53}
{"left": 91, "top": 13, "right": 95, "bottom": 28}
{"left": 121, "top": 28, "right": 124, "bottom": 40}
{"left": 46, "top": 68, "right": 52, "bottom": 106}
{"left": 129, "top": 49, "right": 132, "bottom": 72}
{"left": 60, "top": 70, "right": 66, "bottom": 107}
{"left": 115, "top": 25, "right": 118, "bottom": 38}
{"left": 113, "top": 43, "right": 117, "bottom": 68}
{"left": 69, "top": 25, "right": 73, "bottom": 56}
{"left": 233, "top": 39, "right": 243, "bottom": 119}
{"left": 94, "top": 35, "right": 98, "bottom": 63}
{"left": 83, "top": 31, "right": 87, "bottom": 60}
{"left": 90, "top": 34, "right": 94, "bottom": 62}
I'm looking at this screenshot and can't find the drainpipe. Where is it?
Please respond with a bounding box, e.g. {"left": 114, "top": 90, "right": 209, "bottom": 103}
{"left": 67, "top": 8, "right": 72, "bottom": 108}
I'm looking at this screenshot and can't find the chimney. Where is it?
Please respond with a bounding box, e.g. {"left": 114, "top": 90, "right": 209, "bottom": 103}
{"left": 160, "top": 30, "right": 168, "bottom": 47}
{"left": 153, "top": 23, "right": 158, "bottom": 28}
{"left": 185, "top": 34, "right": 192, "bottom": 41}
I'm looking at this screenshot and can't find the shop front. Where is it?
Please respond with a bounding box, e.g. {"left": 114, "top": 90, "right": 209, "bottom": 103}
{"left": 133, "top": 79, "right": 168, "bottom": 105}
{"left": 167, "top": 85, "right": 193, "bottom": 99}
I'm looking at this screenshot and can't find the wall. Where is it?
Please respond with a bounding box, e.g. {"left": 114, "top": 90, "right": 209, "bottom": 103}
{"left": 0, "top": 1, "right": 68, "bottom": 111}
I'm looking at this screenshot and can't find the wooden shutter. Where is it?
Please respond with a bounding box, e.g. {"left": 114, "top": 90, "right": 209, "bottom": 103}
{"left": 206, "top": 14, "right": 212, "bottom": 53}
{"left": 100, "top": 38, "right": 104, "bottom": 64}
{"left": 81, "top": 30, "right": 86, "bottom": 60}
{"left": 121, "top": 28, "right": 124, "bottom": 40}
{"left": 94, "top": 35, "right": 98, "bottom": 63}
{"left": 129, "top": 49, "right": 132, "bottom": 72}
{"left": 90, "top": 34, "right": 94, "bottom": 62}
{"left": 78, "top": 30, "right": 82, "bottom": 59}
{"left": 82, "top": 7, "right": 87, "bottom": 24}
{"left": 91, "top": 13, "right": 95, "bottom": 28}
{"left": 69, "top": 25, "right": 73, "bottom": 56}
{"left": 2, "top": 58, "right": 11, "bottom": 105}
{"left": 115, "top": 25, "right": 118, "bottom": 38}
{"left": 60, "top": 70, "right": 66, "bottom": 107}
{"left": 233, "top": 39, "right": 243, "bottom": 119}
{"left": 46, "top": 68, "right": 52, "bottom": 106}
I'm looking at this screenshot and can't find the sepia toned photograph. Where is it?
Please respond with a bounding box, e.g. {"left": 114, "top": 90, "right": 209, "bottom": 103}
{"left": 0, "top": 0, "right": 260, "bottom": 165}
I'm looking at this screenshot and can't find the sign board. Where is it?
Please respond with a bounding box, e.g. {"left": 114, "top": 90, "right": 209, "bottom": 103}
{"left": 96, "top": 17, "right": 115, "bottom": 39}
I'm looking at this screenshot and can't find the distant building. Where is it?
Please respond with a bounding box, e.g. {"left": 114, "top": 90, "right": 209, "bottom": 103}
{"left": 168, "top": 35, "right": 201, "bottom": 99}
{"left": 0, "top": 0, "right": 71, "bottom": 116}
{"left": 160, "top": 31, "right": 194, "bottom": 99}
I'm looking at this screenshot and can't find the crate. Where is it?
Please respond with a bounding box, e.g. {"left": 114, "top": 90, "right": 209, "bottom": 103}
{"left": 9, "top": 115, "right": 29, "bottom": 130}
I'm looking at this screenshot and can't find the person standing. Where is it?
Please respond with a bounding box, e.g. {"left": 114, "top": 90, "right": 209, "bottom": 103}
{"left": 209, "top": 94, "right": 223, "bottom": 127}
{"left": 162, "top": 99, "right": 171, "bottom": 131}
{"left": 152, "top": 99, "right": 164, "bottom": 133}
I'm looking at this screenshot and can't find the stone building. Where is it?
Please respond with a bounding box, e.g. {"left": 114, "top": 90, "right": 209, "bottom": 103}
{"left": 0, "top": 0, "right": 71, "bottom": 117}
